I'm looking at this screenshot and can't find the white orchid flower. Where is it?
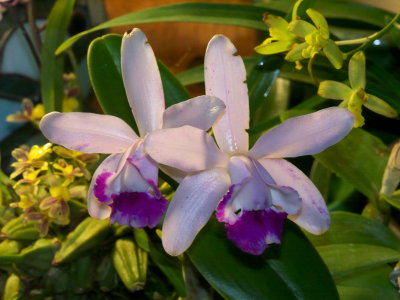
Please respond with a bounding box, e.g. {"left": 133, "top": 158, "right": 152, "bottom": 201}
{"left": 144, "top": 35, "right": 354, "bottom": 255}
{"left": 39, "top": 28, "right": 225, "bottom": 228}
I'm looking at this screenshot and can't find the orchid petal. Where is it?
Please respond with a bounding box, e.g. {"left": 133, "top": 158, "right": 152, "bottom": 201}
{"left": 87, "top": 154, "right": 122, "bottom": 219}
{"left": 249, "top": 107, "right": 354, "bottom": 159}
{"left": 285, "top": 43, "right": 308, "bottom": 62}
{"left": 254, "top": 40, "right": 294, "bottom": 55}
{"left": 121, "top": 28, "right": 164, "bottom": 136}
{"left": 144, "top": 126, "right": 228, "bottom": 172}
{"left": 40, "top": 112, "right": 138, "bottom": 153}
{"left": 288, "top": 20, "right": 316, "bottom": 38}
{"left": 318, "top": 80, "right": 353, "bottom": 101}
{"left": 162, "top": 168, "right": 230, "bottom": 255}
{"left": 323, "top": 40, "right": 344, "bottom": 70}
{"left": 205, "top": 34, "right": 249, "bottom": 153}
{"left": 163, "top": 95, "right": 225, "bottom": 131}
{"left": 365, "top": 94, "right": 398, "bottom": 118}
{"left": 259, "top": 158, "right": 330, "bottom": 234}
{"left": 306, "top": 8, "right": 329, "bottom": 39}
{"left": 349, "top": 51, "right": 366, "bottom": 90}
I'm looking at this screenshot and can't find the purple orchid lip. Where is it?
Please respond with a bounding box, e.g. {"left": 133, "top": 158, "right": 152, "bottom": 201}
{"left": 109, "top": 190, "right": 168, "bottom": 228}
{"left": 216, "top": 182, "right": 288, "bottom": 255}
{"left": 93, "top": 172, "right": 113, "bottom": 203}
{"left": 224, "top": 209, "right": 287, "bottom": 255}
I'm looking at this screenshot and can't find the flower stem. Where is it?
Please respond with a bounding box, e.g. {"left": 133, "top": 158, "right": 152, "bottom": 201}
{"left": 6, "top": 2, "right": 41, "bottom": 69}
{"left": 307, "top": 53, "right": 318, "bottom": 86}
{"left": 26, "top": 0, "right": 41, "bottom": 54}
{"left": 338, "top": 13, "right": 400, "bottom": 58}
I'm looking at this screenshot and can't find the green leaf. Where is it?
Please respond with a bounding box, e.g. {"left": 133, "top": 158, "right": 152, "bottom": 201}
{"left": 0, "top": 74, "right": 39, "bottom": 100}
{"left": 56, "top": 3, "right": 267, "bottom": 54}
{"left": 317, "top": 244, "right": 400, "bottom": 278}
{"left": 256, "top": 0, "right": 393, "bottom": 27}
{"left": 314, "top": 129, "right": 389, "bottom": 200}
{"left": 158, "top": 61, "right": 190, "bottom": 107}
{"left": 40, "top": 0, "right": 76, "bottom": 112}
{"left": 305, "top": 211, "right": 400, "bottom": 251}
{"left": 87, "top": 34, "right": 136, "bottom": 128}
{"left": 247, "top": 55, "right": 283, "bottom": 120}
{"left": 188, "top": 219, "right": 338, "bottom": 300}
{"left": 337, "top": 266, "right": 399, "bottom": 300}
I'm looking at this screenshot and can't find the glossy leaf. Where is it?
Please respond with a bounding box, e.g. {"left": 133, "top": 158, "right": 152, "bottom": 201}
{"left": 158, "top": 61, "right": 190, "bottom": 107}
{"left": 188, "top": 219, "right": 338, "bottom": 300}
{"left": 40, "top": 0, "right": 76, "bottom": 112}
{"left": 247, "top": 55, "right": 283, "bottom": 119}
{"left": 87, "top": 34, "right": 136, "bottom": 128}
{"left": 0, "top": 74, "right": 39, "bottom": 100}
{"left": 305, "top": 212, "right": 400, "bottom": 251}
{"left": 317, "top": 244, "right": 400, "bottom": 278}
{"left": 56, "top": 3, "right": 267, "bottom": 54}
{"left": 314, "top": 129, "right": 389, "bottom": 200}
{"left": 337, "top": 266, "right": 399, "bottom": 300}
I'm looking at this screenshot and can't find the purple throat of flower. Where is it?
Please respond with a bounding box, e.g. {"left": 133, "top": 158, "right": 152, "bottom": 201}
{"left": 94, "top": 172, "right": 168, "bottom": 228}
{"left": 216, "top": 184, "right": 287, "bottom": 255}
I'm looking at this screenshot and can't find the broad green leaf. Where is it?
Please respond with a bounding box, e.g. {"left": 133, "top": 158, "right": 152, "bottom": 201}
{"left": 0, "top": 74, "right": 39, "bottom": 100}
{"left": 310, "top": 160, "right": 332, "bottom": 200}
{"left": 314, "top": 129, "right": 389, "bottom": 199}
{"left": 337, "top": 266, "right": 399, "bottom": 300}
{"left": 158, "top": 61, "right": 190, "bottom": 107}
{"left": 40, "top": 0, "right": 76, "bottom": 112}
{"left": 255, "top": 0, "right": 393, "bottom": 27}
{"left": 305, "top": 211, "right": 400, "bottom": 250}
{"left": 317, "top": 244, "right": 400, "bottom": 278}
{"left": 148, "top": 241, "right": 186, "bottom": 297}
{"left": 56, "top": 3, "right": 268, "bottom": 54}
{"left": 247, "top": 55, "right": 283, "bottom": 120}
{"left": 87, "top": 34, "right": 136, "bottom": 128}
{"left": 188, "top": 219, "right": 338, "bottom": 300}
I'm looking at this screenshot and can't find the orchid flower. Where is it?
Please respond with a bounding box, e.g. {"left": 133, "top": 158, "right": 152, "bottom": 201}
{"left": 144, "top": 35, "right": 354, "bottom": 256}
{"left": 39, "top": 28, "right": 225, "bottom": 228}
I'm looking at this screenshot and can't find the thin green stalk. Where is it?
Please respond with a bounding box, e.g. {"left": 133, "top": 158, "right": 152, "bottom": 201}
{"left": 6, "top": 3, "right": 41, "bottom": 69}
{"left": 307, "top": 53, "right": 318, "bottom": 86}
{"left": 339, "top": 13, "right": 400, "bottom": 58}
{"left": 27, "top": 0, "right": 42, "bottom": 54}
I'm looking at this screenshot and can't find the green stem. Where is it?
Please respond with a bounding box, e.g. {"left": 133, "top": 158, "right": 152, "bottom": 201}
{"left": 307, "top": 53, "right": 318, "bottom": 86}
{"left": 6, "top": 3, "right": 41, "bottom": 69}
{"left": 335, "top": 37, "right": 368, "bottom": 46}
{"left": 341, "top": 13, "right": 400, "bottom": 58}
{"left": 26, "top": 0, "right": 41, "bottom": 54}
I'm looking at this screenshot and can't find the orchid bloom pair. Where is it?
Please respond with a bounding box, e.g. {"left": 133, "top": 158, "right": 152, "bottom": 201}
{"left": 41, "top": 28, "right": 354, "bottom": 257}
{"left": 40, "top": 28, "right": 224, "bottom": 228}
{"left": 144, "top": 35, "right": 354, "bottom": 255}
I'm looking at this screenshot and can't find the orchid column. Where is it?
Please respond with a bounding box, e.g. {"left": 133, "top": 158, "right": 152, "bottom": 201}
{"left": 40, "top": 28, "right": 225, "bottom": 228}
{"left": 145, "top": 35, "right": 354, "bottom": 255}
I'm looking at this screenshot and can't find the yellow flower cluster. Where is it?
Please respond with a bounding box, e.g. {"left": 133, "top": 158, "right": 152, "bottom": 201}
{"left": 10, "top": 143, "right": 99, "bottom": 236}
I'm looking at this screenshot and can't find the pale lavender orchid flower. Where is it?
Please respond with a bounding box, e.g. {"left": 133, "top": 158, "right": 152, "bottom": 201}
{"left": 39, "top": 28, "right": 225, "bottom": 228}
{"left": 144, "top": 35, "right": 354, "bottom": 255}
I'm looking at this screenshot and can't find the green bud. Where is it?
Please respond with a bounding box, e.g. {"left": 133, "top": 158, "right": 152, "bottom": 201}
{"left": 96, "top": 255, "right": 119, "bottom": 292}
{"left": 112, "top": 237, "right": 148, "bottom": 292}
{"left": 16, "top": 238, "right": 60, "bottom": 277}
{"left": 3, "top": 274, "right": 25, "bottom": 300}
{"left": 0, "top": 217, "right": 40, "bottom": 241}
{"left": 0, "top": 240, "right": 21, "bottom": 255}
{"left": 381, "top": 142, "right": 400, "bottom": 196}
{"left": 53, "top": 217, "right": 110, "bottom": 264}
